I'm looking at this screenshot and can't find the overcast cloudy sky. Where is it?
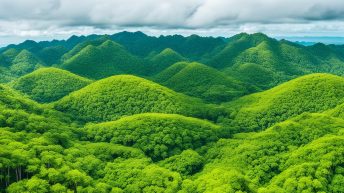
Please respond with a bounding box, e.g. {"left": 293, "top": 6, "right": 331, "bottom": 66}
{"left": 1, "top": 0, "right": 344, "bottom": 46}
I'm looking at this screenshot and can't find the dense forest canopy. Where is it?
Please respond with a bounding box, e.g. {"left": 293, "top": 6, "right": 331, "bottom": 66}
{"left": 0, "top": 31, "right": 343, "bottom": 193}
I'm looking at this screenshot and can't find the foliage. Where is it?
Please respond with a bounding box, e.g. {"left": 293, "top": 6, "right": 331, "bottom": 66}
{"left": 85, "top": 113, "right": 219, "bottom": 160}
{"left": 11, "top": 67, "right": 92, "bottom": 103}
{"left": 54, "top": 75, "right": 218, "bottom": 122}
{"left": 154, "top": 62, "right": 251, "bottom": 103}
{"left": 223, "top": 73, "right": 344, "bottom": 132}
{"left": 61, "top": 40, "right": 145, "bottom": 79}
{"left": 0, "top": 32, "right": 344, "bottom": 193}
{"left": 147, "top": 48, "right": 187, "bottom": 74}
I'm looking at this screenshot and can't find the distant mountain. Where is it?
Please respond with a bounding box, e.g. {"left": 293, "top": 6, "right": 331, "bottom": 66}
{"left": 11, "top": 67, "right": 92, "bottom": 103}
{"left": 0, "top": 31, "right": 344, "bottom": 101}
{"left": 61, "top": 40, "right": 145, "bottom": 79}
{"left": 110, "top": 31, "right": 226, "bottom": 59}
{"left": 207, "top": 33, "right": 344, "bottom": 89}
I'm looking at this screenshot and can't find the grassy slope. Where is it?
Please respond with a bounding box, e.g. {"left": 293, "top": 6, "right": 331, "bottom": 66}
{"left": 11, "top": 67, "right": 92, "bottom": 103}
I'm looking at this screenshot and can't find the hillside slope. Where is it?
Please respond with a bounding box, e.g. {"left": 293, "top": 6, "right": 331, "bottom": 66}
{"left": 86, "top": 113, "right": 219, "bottom": 160}
{"left": 148, "top": 48, "right": 187, "bottom": 74}
{"left": 155, "top": 62, "right": 250, "bottom": 103}
{"left": 224, "top": 73, "right": 344, "bottom": 132}
{"left": 188, "top": 112, "right": 344, "bottom": 193}
{"left": 11, "top": 67, "right": 92, "bottom": 103}
{"left": 208, "top": 33, "right": 344, "bottom": 89}
{"left": 54, "top": 75, "right": 216, "bottom": 122}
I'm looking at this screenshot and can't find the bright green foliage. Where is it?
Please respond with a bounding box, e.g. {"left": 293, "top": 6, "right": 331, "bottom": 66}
{"left": 103, "top": 158, "right": 182, "bottom": 193}
{"left": 86, "top": 113, "right": 219, "bottom": 160}
{"left": 61, "top": 40, "right": 145, "bottom": 79}
{"left": 227, "top": 62, "right": 276, "bottom": 90}
{"left": 224, "top": 73, "right": 344, "bottom": 132}
{"left": 11, "top": 67, "right": 92, "bottom": 103}
{"left": 54, "top": 75, "right": 213, "bottom": 122}
{"left": 148, "top": 48, "right": 187, "bottom": 74}
{"left": 158, "top": 149, "right": 204, "bottom": 176}
{"left": 187, "top": 112, "right": 344, "bottom": 192}
{"left": 1, "top": 32, "right": 344, "bottom": 193}
{"left": 183, "top": 168, "right": 253, "bottom": 193}
{"left": 327, "top": 102, "right": 344, "bottom": 119}
{"left": 154, "top": 62, "right": 250, "bottom": 103}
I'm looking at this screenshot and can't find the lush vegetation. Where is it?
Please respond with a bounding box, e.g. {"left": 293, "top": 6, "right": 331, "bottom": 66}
{"left": 0, "top": 32, "right": 343, "bottom": 192}
{"left": 54, "top": 75, "right": 219, "bottom": 122}
{"left": 154, "top": 62, "right": 251, "bottom": 103}
{"left": 61, "top": 40, "right": 145, "bottom": 79}
{"left": 147, "top": 48, "right": 187, "bottom": 74}
{"left": 222, "top": 73, "right": 344, "bottom": 132}
{"left": 85, "top": 113, "right": 219, "bottom": 160}
{"left": 11, "top": 68, "right": 92, "bottom": 103}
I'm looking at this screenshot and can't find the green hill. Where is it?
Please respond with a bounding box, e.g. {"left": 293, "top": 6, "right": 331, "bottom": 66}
{"left": 207, "top": 33, "right": 344, "bottom": 90}
{"left": 154, "top": 62, "right": 250, "bottom": 103}
{"left": 9, "top": 49, "right": 43, "bottom": 76}
{"left": 86, "top": 113, "right": 219, "bottom": 160}
{"left": 0, "top": 48, "right": 20, "bottom": 67}
{"left": 54, "top": 75, "right": 214, "bottom": 122}
{"left": 207, "top": 33, "right": 271, "bottom": 69}
{"left": 148, "top": 48, "right": 186, "bottom": 74}
{"left": 188, "top": 112, "right": 344, "bottom": 193}
{"left": 0, "top": 84, "right": 72, "bottom": 133}
{"left": 224, "top": 73, "right": 344, "bottom": 132}
{"left": 327, "top": 102, "right": 344, "bottom": 119}
{"left": 11, "top": 67, "right": 92, "bottom": 103}
{"left": 61, "top": 36, "right": 111, "bottom": 62}
{"left": 61, "top": 40, "right": 145, "bottom": 79}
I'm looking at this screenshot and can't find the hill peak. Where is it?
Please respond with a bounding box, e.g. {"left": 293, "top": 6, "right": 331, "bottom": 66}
{"left": 12, "top": 67, "right": 92, "bottom": 103}
{"left": 54, "top": 74, "right": 205, "bottom": 122}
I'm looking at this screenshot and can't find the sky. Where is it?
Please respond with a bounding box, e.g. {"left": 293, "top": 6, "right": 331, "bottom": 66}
{"left": 1, "top": 0, "right": 344, "bottom": 46}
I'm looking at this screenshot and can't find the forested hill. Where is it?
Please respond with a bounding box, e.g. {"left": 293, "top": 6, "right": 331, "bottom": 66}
{"left": 0, "top": 32, "right": 344, "bottom": 192}
{"left": 2, "top": 31, "right": 344, "bottom": 90}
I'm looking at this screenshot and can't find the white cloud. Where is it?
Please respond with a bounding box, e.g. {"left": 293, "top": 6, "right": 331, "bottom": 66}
{"left": 1, "top": 0, "right": 344, "bottom": 45}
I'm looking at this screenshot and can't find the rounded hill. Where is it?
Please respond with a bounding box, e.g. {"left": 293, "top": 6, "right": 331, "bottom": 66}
{"left": 61, "top": 40, "right": 144, "bottom": 79}
{"left": 54, "top": 75, "right": 209, "bottom": 122}
{"left": 155, "top": 62, "right": 249, "bottom": 103}
{"left": 85, "top": 113, "right": 219, "bottom": 160}
{"left": 148, "top": 48, "right": 186, "bottom": 74}
{"left": 11, "top": 67, "right": 92, "bottom": 103}
{"left": 226, "top": 73, "right": 344, "bottom": 131}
